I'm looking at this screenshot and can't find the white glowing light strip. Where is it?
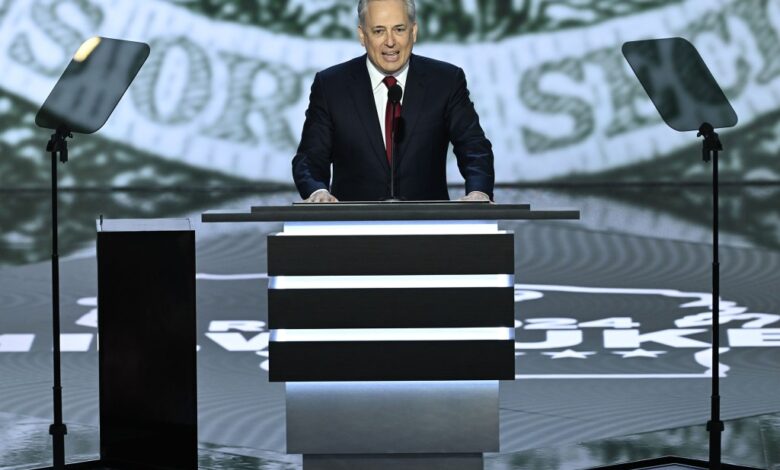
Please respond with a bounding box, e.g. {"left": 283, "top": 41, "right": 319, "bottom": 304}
{"left": 269, "top": 274, "right": 513, "bottom": 289}
{"left": 287, "top": 381, "right": 498, "bottom": 392}
{"left": 282, "top": 221, "right": 498, "bottom": 235}
{"left": 272, "top": 327, "right": 514, "bottom": 342}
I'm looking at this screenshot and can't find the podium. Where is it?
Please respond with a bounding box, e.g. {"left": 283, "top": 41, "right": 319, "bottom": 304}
{"left": 203, "top": 203, "right": 578, "bottom": 469}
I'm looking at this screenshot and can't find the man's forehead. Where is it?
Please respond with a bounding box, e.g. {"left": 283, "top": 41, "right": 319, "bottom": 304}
{"left": 364, "top": 0, "right": 410, "bottom": 25}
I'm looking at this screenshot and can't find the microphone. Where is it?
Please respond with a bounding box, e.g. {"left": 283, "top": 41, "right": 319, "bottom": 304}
{"left": 387, "top": 84, "right": 403, "bottom": 201}
{"left": 388, "top": 83, "right": 402, "bottom": 104}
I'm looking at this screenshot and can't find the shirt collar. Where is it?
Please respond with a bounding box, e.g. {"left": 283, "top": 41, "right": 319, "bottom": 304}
{"left": 367, "top": 56, "right": 410, "bottom": 92}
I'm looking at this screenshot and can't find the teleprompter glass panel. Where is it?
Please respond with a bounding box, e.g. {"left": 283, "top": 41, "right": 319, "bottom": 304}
{"left": 622, "top": 37, "right": 737, "bottom": 132}
{"left": 36, "top": 37, "right": 150, "bottom": 134}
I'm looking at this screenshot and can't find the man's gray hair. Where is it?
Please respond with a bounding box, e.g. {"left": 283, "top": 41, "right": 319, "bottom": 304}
{"left": 357, "top": 0, "right": 417, "bottom": 27}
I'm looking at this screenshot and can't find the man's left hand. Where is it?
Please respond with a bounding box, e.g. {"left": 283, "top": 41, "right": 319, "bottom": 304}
{"left": 458, "top": 191, "right": 491, "bottom": 202}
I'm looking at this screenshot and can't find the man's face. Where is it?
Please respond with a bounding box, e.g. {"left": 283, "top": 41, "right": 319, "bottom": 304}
{"left": 358, "top": 0, "right": 417, "bottom": 75}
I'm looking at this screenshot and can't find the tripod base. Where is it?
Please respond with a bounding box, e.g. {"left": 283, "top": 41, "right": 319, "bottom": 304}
{"left": 587, "top": 455, "right": 761, "bottom": 470}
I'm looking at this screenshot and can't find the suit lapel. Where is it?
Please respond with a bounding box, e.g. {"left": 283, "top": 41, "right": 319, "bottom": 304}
{"left": 348, "top": 56, "right": 388, "bottom": 170}
{"left": 397, "top": 55, "right": 427, "bottom": 168}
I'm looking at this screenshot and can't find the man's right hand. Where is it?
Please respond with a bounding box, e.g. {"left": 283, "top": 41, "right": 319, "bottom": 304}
{"left": 304, "top": 189, "right": 339, "bottom": 203}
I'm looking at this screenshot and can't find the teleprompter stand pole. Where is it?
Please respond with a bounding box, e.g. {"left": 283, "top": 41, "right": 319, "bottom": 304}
{"left": 46, "top": 126, "right": 72, "bottom": 470}
{"left": 699, "top": 122, "right": 724, "bottom": 470}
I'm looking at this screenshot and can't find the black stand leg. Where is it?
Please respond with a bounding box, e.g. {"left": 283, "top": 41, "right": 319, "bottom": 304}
{"left": 46, "top": 127, "right": 71, "bottom": 470}
{"left": 699, "top": 122, "right": 724, "bottom": 470}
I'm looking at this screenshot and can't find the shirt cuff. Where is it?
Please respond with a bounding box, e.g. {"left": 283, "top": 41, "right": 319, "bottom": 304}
{"left": 308, "top": 188, "right": 330, "bottom": 198}
{"left": 466, "top": 190, "right": 491, "bottom": 201}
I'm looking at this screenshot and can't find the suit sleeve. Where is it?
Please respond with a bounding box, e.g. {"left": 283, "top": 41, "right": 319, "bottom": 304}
{"left": 292, "top": 73, "right": 333, "bottom": 199}
{"left": 446, "top": 68, "right": 495, "bottom": 199}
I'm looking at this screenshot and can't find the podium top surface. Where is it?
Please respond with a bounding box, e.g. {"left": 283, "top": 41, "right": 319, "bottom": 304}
{"left": 202, "top": 203, "right": 579, "bottom": 223}
{"left": 97, "top": 218, "right": 192, "bottom": 232}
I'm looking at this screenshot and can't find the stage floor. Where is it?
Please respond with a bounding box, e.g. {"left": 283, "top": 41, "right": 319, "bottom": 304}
{"left": 1, "top": 186, "right": 779, "bottom": 469}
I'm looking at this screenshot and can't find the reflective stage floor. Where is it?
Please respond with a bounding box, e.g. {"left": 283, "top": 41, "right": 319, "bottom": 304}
{"left": 1, "top": 186, "right": 779, "bottom": 469}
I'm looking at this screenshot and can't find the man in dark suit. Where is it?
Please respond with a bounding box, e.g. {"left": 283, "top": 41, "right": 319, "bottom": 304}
{"left": 292, "top": 0, "right": 494, "bottom": 202}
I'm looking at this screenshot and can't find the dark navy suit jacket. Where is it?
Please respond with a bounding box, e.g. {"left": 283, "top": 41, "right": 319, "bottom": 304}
{"left": 292, "top": 54, "right": 494, "bottom": 201}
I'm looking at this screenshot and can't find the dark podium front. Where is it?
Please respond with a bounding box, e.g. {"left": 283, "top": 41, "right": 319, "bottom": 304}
{"left": 96, "top": 219, "right": 197, "bottom": 469}
{"left": 203, "top": 203, "right": 579, "bottom": 470}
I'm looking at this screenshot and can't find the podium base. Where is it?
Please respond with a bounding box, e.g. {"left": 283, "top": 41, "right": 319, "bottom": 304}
{"left": 303, "top": 453, "right": 482, "bottom": 470}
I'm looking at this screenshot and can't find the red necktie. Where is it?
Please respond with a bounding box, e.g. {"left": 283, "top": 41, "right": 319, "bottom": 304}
{"left": 383, "top": 76, "right": 401, "bottom": 164}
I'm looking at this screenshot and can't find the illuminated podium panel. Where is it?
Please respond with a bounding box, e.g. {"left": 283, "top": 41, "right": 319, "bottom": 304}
{"left": 270, "top": 220, "right": 511, "bottom": 470}
{"left": 268, "top": 231, "right": 515, "bottom": 383}
{"left": 203, "top": 203, "right": 579, "bottom": 470}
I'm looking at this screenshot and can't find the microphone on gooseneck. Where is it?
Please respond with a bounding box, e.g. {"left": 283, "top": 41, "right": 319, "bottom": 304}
{"left": 387, "top": 84, "right": 403, "bottom": 201}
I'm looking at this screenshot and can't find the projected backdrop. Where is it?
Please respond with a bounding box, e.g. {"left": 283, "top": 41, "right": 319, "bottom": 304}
{"left": 0, "top": 0, "right": 779, "bottom": 188}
